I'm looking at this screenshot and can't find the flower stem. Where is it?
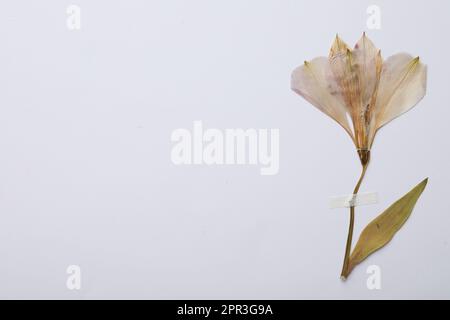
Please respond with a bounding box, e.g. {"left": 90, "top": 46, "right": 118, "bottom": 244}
{"left": 340, "top": 160, "right": 369, "bottom": 280}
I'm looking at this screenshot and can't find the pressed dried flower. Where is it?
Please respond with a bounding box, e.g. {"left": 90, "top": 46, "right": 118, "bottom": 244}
{"left": 292, "top": 33, "right": 426, "bottom": 164}
{"left": 291, "top": 33, "right": 428, "bottom": 279}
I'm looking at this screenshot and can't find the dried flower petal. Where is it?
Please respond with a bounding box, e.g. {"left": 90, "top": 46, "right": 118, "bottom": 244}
{"left": 352, "top": 33, "right": 381, "bottom": 110}
{"left": 291, "top": 57, "right": 353, "bottom": 138}
{"left": 374, "top": 54, "right": 427, "bottom": 132}
{"left": 329, "top": 34, "right": 350, "bottom": 59}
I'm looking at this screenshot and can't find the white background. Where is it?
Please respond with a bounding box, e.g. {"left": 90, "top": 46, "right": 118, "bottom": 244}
{"left": 0, "top": 0, "right": 449, "bottom": 299}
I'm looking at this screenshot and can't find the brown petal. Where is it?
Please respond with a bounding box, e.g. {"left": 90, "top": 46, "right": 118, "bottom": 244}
{"left": 374, "top": 54, "right": 427, "bottom": 130}
{"left": 329, "top": 35, "right": 350, "bottom": 59}
{"left": 291, "top": 57, "right": 354, "bottom": 139}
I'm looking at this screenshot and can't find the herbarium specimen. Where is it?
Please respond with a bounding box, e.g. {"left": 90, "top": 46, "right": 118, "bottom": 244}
{"left": 291, "top": 33, "right": 428, "bottom": 280}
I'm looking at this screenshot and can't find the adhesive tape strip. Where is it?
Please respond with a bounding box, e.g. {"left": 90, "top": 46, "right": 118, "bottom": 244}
{"left": 329, "top": 192, "right": 378, "bottom": 209}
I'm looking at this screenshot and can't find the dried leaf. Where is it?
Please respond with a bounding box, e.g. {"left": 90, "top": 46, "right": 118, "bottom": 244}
{"left": 347, "top": 178, "right": 428, "bottom": 274}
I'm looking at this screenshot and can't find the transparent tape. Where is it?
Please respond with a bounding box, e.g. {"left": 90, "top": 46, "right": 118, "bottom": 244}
{"left": 329, "top": 192, "right": 378, "bottom": 209}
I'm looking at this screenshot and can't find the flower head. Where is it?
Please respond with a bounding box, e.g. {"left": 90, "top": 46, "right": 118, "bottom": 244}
{"left": 291, "top": 33, "right": 427, "bottom": 165}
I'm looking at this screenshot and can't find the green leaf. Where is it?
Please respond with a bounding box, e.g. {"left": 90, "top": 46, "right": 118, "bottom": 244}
{"left": 347, "top": 178, "right": 428, "bottom": 274}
